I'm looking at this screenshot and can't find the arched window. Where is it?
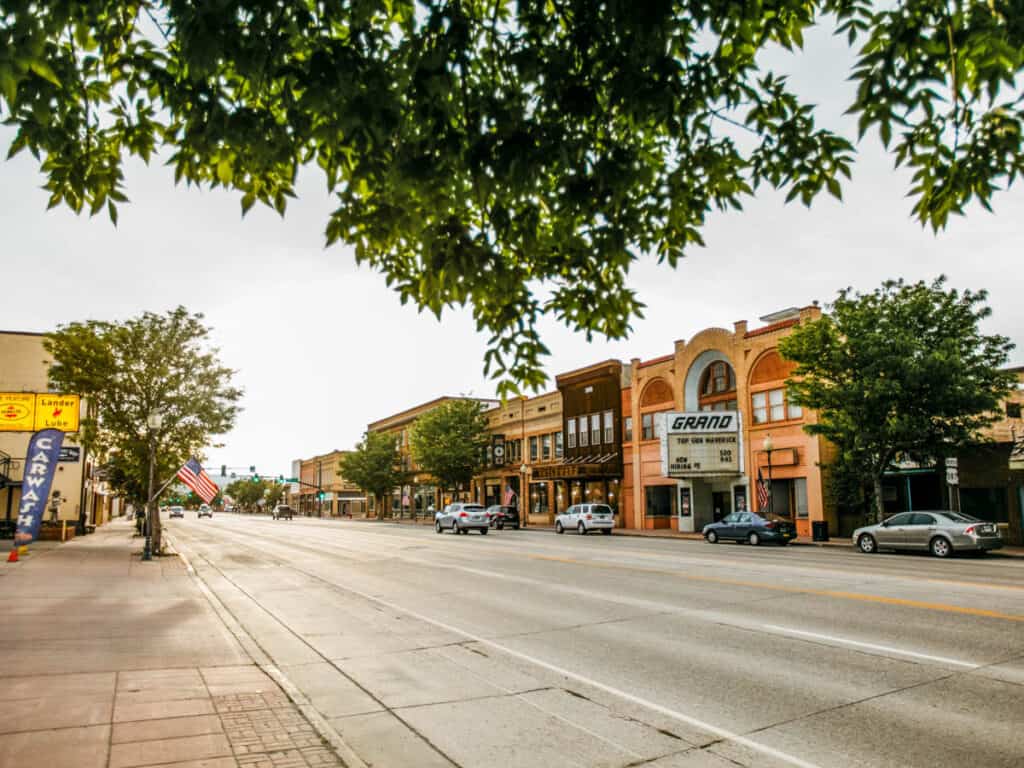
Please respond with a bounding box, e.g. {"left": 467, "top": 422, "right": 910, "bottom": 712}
{"left": 698, "top": 361, "right": 737, "bottom": 412}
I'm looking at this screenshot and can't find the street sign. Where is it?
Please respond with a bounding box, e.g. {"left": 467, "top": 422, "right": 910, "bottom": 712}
{"left": 660, "top": 412, "right": 741, "bottom": 477}
{"left": 946, "top": 468, "right": 959, "bottom": 486}
{"left": 58, "top": 446, "right": 81, "bottom": 462}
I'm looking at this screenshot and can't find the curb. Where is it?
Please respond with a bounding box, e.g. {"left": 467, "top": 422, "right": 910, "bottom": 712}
{"left": 171, "top": 536, "right": 368, "bottom": 768}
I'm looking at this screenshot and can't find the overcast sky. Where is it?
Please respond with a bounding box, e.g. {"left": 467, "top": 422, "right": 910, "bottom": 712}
{"left": 2, "top": 22, "right": 1021, "bottom": 477}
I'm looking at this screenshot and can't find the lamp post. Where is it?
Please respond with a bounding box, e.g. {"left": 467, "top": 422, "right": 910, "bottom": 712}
{"left": 763, "top": 434, "right": 774, "bottom": 517}
{"left": 142, "top": 411, "right": 164, "bottom": 561}
{"left": 519, "top": 462, "right": 528, "bottom": 528}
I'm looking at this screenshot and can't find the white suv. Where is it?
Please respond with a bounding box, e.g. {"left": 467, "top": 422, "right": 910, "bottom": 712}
{"left": 556, "top": 503, "right": 614, "bottom": 535}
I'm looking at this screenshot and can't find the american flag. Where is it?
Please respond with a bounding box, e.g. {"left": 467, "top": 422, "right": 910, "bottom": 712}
{"left": 503, "top": 485, "right": 517, "bottom": 505}
{"left": 177, "top": 458, "right": 219, "bottom": 504}
{"left": 756, "top": 467, "right": 770, "bottom": 512}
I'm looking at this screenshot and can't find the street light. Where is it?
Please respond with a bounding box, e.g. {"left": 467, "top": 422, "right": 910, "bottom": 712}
{"left": 519, "top": 462, "right": 529, "bottom": 528}
{"left": 763, "top": 434, "right": 774, "bottom": 518}
{"left": 142, "top": 411, "right": 164, "bottom": 561}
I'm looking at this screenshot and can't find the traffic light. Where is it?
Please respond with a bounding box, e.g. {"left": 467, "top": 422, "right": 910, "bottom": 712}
{"left": 221, "top": 465, "right": 226, "bottom": 476}
{"left": 317, "top": 491, "right": 326, "bottom": 501}
{"left": 278, "top": 475, "right": 284, "bottom": 483}
{"left": 249, "top": 465, "right": 256, "bottom": 473}
{"left": 252, "top": 473, "right": 260, "bottom": 482}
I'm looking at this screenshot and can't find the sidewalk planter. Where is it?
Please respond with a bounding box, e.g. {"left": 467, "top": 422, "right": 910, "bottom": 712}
{"left": 38, "top": 523, "right": 75, "bottom": 541}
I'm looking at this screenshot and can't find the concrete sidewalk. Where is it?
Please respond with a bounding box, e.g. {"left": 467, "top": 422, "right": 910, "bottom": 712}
{"left": 0, "top": 520, "right": 348, "bottom": 768}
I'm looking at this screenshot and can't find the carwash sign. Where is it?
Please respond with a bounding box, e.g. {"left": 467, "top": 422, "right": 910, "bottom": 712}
{"left": 659, "top": 412, "right": 742, "bottom": 477}
{"left": 14, "top": 429, "right": 65, "bottom": 545}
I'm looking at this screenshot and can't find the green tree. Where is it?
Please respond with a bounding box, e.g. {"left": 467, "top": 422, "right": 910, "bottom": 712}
{"left": 409, "top": 399, "right": 490, "bottom": 501}
{"left": 225, "top": 478, "right": 268, "bottom": 512}
{"left": 264, "top": 482, "right": 285, "bottom": 510}
{"left": 778, "top": 277, "right": 1015, "bottom": 522}
{"left": 5, "top": 3, "right": 1022, "bottom": 392}
{"left": 339, "top": 431, "right": 405, "bottom": 519}
{"left": 45, "top": 307, "right": 241, "bottom": 553}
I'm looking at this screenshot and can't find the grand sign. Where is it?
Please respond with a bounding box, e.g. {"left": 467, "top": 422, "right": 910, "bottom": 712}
{"left": 659, "top": 411, "right": 741, "bottom": 477}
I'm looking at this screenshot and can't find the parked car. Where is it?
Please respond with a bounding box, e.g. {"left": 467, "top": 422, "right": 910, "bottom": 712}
{"left": 435, "top": 503, "right": 489, "bottom": 534}
{"left": 486, "top": 505, "right": 520, "bottom": 530}
{"left": 272, "top": 505, "right": 295, "bottom": 520}
{"left": 555, "top": 503, "right": 614, "bottom": 535}
{"left": 168, "top": 505, "right": 185, "bottom": 519}
{"left": 197, "top": 504, "right": 213, "bottom": 519}
{"left": 703, "top": 512, "right": 796, "bottom": 545}
{"left": 853, "top": 511, "right": 1002, "bottom": 558}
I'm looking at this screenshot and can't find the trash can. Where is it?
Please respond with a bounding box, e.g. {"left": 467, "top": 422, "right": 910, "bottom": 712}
{"left": 812, "top": 520, "right": 829, "bottom": 542}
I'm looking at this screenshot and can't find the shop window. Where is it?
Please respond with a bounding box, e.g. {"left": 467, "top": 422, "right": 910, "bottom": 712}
{"left": 645, "top": 486, "right": 673, "bottom": 517}
{"left": 555, "top": 431, "right": 563, "bottom": 458}
{"left": 567, "top": 418, "right": 576, "bottom": 448}
{"left": 752, "top": 388, "right": 801, "bottom": 424}
{"left": 542, "top": 433, "right": 551, "bottom": 460}
{"left": 530, "top": 482, "right": 549, "bottom": 515}
{"left": 960, "top": 487, "right": 1009, "bottom": 523}
{"left": 1007, "top": 402, "right": 1022, "bottom": 418}
{"left": 591, "top": 414, "right": 601, "bottom": 446}
{"left": 641, "top": 413, "right": 653, "bottom": 440}
{"left": 624, "top": 416, "right": 633, "bottom": 442}
{"left": 603, "top": 410, "right": 614, "bottom": 443}
{"left": 579, "top": 416, "right": 589, "bottom": 447}
{"left": 529, "top": 436, "right": 538, "bottom": 461}
{"left": 794, "top": 477, "right": 808, "bottom": 518}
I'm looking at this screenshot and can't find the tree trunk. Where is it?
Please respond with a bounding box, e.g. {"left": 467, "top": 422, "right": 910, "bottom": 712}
{"left": 871, "top": 474, "right": 885, "bottom": 524}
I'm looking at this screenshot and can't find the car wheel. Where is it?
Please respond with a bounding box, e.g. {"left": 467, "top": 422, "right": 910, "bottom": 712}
{"left": 497, "top": 522, "right": 504, "bottom": 531}
{"left": 555, "top": 521, "right": 564, "bottom": 534}
{"left": 706, "top": 530, "right": 719, "bottom": 544}
{"left": 857, "top": 534, "right": 877, "bottom": 554}
{"left": 930, "top": 537, "right": 952, "bottom": 558}
{"left": 601, "top": 528, "right": 611, "bottom": 536}
{"left": 435, "top": 521, "right": 442, "bottom": 534}
{"left": 748, "top": 532, "right": 760, "bottom": 546}
{"left": 480, "top": 527, "right": 488, "bottom": 535}
{"left": 452, "top": 522, "right": 460, "bottom": 535}
{"left": 578, "top": 522, "right": 586, "bottom": 535}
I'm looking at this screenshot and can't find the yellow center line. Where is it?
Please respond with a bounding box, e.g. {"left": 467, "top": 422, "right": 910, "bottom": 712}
{"left": 526, "top": 555, "right": 1024, "bottom": 622}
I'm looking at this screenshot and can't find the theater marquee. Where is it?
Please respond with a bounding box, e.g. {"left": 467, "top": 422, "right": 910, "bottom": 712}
{"left": 659, "top": 412, "right": 742, "bottom": 477}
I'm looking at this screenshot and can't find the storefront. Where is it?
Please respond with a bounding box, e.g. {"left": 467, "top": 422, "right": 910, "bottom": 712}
{"left": 531, "top": 463, "right": 622, "bottom": 520}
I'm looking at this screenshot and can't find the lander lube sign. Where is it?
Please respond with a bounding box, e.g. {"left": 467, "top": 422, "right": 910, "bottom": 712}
{"left": 659, "top": 412, "right": 742, "bottom": 477}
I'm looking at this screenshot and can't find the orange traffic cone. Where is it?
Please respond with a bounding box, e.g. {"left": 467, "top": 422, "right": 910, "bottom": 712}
{"left": 7, "top": 548, "right": 18, "bottom": 563}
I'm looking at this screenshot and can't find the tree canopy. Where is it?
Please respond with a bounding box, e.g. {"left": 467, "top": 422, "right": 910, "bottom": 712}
{"left": 410, "top": 399, "right": 490, "bottom": 496}
{"left": 338, "top": 430, "right": 405, "bottom": 516}
{"left": 778, "top": 277, "right": 1016, "bottom": 521}
{"left": 5, "top": 2, "right": 1023, "bottom": 391}
{"left": 45, "top": 306, "right": 241, "bottom": 549}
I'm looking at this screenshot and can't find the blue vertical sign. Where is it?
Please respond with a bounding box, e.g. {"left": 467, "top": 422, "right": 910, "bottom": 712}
{"left": 14, "top": 429, "right": 65, "bottom": 545}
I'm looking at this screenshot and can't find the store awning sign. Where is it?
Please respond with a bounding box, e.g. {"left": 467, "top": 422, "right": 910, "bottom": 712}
{"left": 0, "top": 393, "right": 36, "bottom": 431}
{"left": 14, "top": 429, "right": 65, "bottom": 545}
{"left": 0, "top": 393, "right": 81, "bottom": 432}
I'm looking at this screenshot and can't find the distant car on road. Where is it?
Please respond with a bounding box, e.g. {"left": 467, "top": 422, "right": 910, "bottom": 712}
{"left": 703, "top": 512, "right": 796, "bottom": 546}
{"left": 485, "top": 505, "right": 519, "bottom": 530}
{"left": 555, "top": 503, "right": 614, "bottom": 535}
{"left": 435, "top": 503, "right": 489, "bottom": 534}
{"left": 198, "top": 504, "right": 213, "bottom": 519}
{"left": 853, "top": 511, "right": 1002, "bottom": 558}
{"left": 272, "top": 505, "right": 295, "bottom": 520}
{"left": 168, "top": 506, "right": 185, "bottom": 519}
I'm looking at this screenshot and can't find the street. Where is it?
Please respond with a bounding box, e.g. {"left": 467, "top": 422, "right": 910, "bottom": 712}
{"left": 167, "top": 514, "right": 1024, "bottom": 768}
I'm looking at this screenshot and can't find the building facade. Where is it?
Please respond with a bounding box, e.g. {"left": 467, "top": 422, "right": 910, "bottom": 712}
{"left": 0, "top": 331, "right": 107, "bottom": 537}
{"left": 472, "top": 390, "right": 563, "bottom": 524}
{"left": 531, "top": 361, "right": 628, "bottom": 521}
{"left": 297, "top": 450, "right": 366, "bottom": 517}
{"left": 621, "top": 307, "right": 832, "bottom": 537}
{"left": 367, "top": 396, "right": 498, "bottom": 517}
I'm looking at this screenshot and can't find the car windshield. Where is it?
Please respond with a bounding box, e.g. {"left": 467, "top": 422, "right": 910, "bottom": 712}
{"left": 462, "top": 505, "right": 484, "bottom": 512}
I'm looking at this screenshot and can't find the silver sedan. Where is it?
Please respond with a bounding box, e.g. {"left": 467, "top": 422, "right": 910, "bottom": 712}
{"left": 853, "top": 510, "right": 1002, "bottom": 558}
{"left": 435, "top": 503, "right": 489, "bottom": 534}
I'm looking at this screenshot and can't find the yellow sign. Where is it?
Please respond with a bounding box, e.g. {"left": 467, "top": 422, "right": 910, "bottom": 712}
{"left": 0, "top": 393, "right": 36, "bottom": 431}
{"left": 34, "top": 394, "right": 81, "bottom": 432}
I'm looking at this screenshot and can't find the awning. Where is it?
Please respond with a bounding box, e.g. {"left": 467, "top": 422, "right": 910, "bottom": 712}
{"left": 532, "top": 453, "right": 621, "bottom": 480}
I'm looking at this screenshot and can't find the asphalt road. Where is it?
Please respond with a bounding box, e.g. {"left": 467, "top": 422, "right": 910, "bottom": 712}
{"left": 167, "top": 514, "right": 1024, "bottom": 768}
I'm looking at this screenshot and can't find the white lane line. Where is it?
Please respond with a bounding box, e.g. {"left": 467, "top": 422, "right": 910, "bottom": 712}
{"left": 328, "top": 582, "right": 823, "bottom": 768}
{"left": 761, "top": 625, "right": 980, "bottom": 669}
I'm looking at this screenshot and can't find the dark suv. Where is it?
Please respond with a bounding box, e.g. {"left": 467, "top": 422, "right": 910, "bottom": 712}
{"left": 485, "top": 505, "right": 520, "bottom": 530}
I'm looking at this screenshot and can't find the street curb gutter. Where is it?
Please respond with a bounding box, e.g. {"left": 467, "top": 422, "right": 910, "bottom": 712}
{"left": 170, "top": 537, "right": 368, "bottom": 768}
